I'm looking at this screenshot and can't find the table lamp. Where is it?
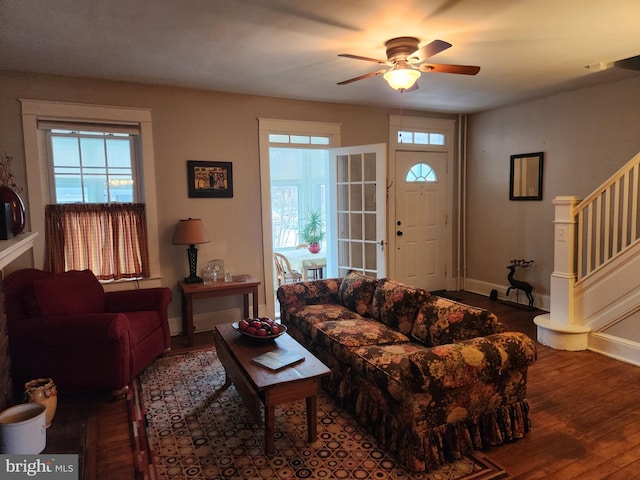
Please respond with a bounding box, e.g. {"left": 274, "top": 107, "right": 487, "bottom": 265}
{"left": 173, "top": 218, "right": 210, "bottom": 283}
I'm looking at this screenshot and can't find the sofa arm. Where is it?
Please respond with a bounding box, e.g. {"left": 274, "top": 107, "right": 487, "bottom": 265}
{"left": 412, "top": 296, "right": 504, "bottom": 347}
{"left": 276, "top": 278, "right": 342, "bottom": 313}
{"left": 400, "top": 332, "right": 536, "bottom": 428}
{"left": 8, "top": 313, "right": 131, "bottom": 346}
{"left": 402, "top": 332, "right": 536, "bottom": 391}
{"left": 105, "top": 287, "right": 172, "bottom": 314}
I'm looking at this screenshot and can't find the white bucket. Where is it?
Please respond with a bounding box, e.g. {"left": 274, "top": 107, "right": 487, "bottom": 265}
{"left": 0, "top": 403, "right": 47, "bottom": 454}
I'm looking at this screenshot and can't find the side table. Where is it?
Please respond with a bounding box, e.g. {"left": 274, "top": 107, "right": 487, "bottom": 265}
{"left": 179, "top": 275, "right": 260, "bottom": 346}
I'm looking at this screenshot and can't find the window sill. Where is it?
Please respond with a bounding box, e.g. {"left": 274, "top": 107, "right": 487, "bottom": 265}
{"left": 100, "top": 275, "right": 163, "bottom": 292}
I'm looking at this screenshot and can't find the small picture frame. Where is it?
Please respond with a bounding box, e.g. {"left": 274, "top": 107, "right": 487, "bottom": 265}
{"left": 187, "top": 161, "right": 233, "bottom": 198}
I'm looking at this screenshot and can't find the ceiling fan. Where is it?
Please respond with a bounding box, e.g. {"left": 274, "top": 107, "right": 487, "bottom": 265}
{"left": 586, "top": 54, "right": 640, "bottom": 72}
{"left": 337, "top": 36, "right": 481, "bottom": 92}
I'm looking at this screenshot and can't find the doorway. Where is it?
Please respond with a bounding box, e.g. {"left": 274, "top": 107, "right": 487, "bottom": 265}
{"left": 394, "top": 151, "right": 447, "bottom": 291}
{"left": 387, "top": 115, "right": 456, "bottom": 292}
{"left": 259, "top": 119, "right": 341, "bottom": 318}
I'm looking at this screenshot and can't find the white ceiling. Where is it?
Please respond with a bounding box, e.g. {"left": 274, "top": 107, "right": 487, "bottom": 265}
{"left": 1, "top": 0, "right": 639, "bottom": 113}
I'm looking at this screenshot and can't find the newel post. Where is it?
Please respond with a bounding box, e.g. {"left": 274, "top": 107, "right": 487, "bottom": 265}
{"left": 550, "top": 196, "right": 580, "bottom": 322}
{"left": 534, "top": 196, "right": 590, "bottom": 350}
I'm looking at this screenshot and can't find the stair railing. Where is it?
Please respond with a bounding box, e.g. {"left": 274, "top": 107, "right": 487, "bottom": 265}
{"left": 573, "top": 152, "right": 640, "bottom": 281}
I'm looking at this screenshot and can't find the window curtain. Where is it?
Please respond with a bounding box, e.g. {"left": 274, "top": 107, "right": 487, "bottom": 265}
{"left": 44, "top": 203, "right": 150, "bottom": 280}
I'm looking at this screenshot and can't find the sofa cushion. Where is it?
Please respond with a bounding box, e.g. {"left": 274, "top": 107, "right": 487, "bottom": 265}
{"left": 285, "top": 304, "right": 364, "bottom": 339}
{"left": 411, "top": 296, "right": 498, "bottom": 347}
{"left": 350, "top": 343, "right": 430, "bottom": 402}
{"left": 277, "top": 278, "right": 342, "bottom": 314}
{"left": 310, "top": 319, "right": 410, "bottom": 364}
{"left": 314, "top": 319, "right": 410, "bottom": 347}
{"left": 338, "top": 270, "right": 378, "bottom": 316}
{"left": 370, "top": 279, "right": 430, "bottom": 335}
{"left": 31, "top": 269, "right": 106, "bottom": 317}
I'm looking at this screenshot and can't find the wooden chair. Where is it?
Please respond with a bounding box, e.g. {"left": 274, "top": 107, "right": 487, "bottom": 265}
{"left": 273, "top": 252, "right": 303, "bottom": 287}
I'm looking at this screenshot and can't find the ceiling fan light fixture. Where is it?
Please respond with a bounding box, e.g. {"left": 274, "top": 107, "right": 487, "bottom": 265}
{"left": 383, "top": 65, "right": 420, "bottom": 91}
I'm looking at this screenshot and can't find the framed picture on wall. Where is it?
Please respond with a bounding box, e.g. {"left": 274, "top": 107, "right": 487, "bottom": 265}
{"left": 187, "top": 161, "right": 233, "bottom": 198}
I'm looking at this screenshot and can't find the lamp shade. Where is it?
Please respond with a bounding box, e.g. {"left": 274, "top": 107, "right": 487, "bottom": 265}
{"left": 173, "top": 218, "right": 210, "bottom": 245}
{"left": 383, "top": 66, "right": 420, "bottom": 91}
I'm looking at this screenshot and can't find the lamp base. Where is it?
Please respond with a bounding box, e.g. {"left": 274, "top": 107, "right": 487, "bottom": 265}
{"left": 184, "top": 275, "right": 203, "bottom": 284}
{"left": 184, "top": 245, "right": 203, "bottom": 284}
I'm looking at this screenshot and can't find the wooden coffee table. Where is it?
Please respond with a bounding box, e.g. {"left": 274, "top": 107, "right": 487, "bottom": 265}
{"left": 213, "top": 323, "right": 330, "bottom": 455}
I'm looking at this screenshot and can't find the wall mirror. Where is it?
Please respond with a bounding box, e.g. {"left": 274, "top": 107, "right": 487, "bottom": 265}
{"left": 509, "top": 152, "right": 544, "bottom": 200}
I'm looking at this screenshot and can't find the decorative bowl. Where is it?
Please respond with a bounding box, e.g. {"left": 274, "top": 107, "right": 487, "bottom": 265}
{"left": 232, "top": 321, "right": 287, "bottom": 341}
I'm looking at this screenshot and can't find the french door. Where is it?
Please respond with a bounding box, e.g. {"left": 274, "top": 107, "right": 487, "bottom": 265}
{"left": 328, "top": 144, "right": 387, "bottom": 279}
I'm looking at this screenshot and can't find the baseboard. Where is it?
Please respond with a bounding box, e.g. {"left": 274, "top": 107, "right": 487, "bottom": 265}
{"left": 464, "top": 277, "right": 550, "bottom": 311}
{"left": 169, "top": 304, "right": 267, "bottom": 337}
{"left": 588, "top": 332, "right": 640, "bottom": 367}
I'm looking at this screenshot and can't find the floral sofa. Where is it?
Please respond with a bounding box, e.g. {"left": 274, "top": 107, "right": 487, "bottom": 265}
{"left": 277, "top": 272, "right": 537, "bottom": 471}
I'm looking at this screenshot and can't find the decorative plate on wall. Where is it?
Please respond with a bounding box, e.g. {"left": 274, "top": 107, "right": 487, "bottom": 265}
{"left": 0, "top": 187, "right": 25, "bottom": 236}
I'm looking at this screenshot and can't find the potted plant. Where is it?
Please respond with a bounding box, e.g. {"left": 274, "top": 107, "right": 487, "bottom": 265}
{"left": 301, "top": 210, "right": 325, "bottom": 254}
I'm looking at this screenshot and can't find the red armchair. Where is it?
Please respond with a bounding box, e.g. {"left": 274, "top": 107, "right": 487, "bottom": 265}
{"left": 3, "top": 268, "right": 172, "bottom": 395}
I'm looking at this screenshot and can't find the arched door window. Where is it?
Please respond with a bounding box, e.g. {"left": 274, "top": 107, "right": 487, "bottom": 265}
{"left": 406, "top": 163, "right": 437, "bottom": 182}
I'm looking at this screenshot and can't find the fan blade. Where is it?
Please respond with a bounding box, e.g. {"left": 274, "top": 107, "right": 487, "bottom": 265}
{"left": 337, "top": 69, "right": 388, "bottom": 85}
{"left": 411, "top": 39, "right": 452, "bottom": 63}
{"left": 614, "top": 54, "right": 640, "bottom": 71}
{"left": 338, "top": 53, "right": 387, "bottom": 65}
{"left": 420, "top": 63, "right": 480, "bottom": 75}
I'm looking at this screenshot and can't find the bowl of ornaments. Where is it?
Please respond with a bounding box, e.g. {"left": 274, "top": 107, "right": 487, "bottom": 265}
{"left": 232, "top": 317, "right": 287, "bottom": 341}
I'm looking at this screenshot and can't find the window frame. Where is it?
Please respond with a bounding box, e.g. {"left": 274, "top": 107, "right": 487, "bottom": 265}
{"left": 20, "top": 99, "right": 162, "bottom": 286}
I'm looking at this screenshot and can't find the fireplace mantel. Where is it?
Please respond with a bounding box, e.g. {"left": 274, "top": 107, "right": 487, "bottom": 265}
{"left": 0, "top": 232, "right": 38, "bottom": 271}
{"left": 0, "top": 231, "right": 37, "bottom": 411}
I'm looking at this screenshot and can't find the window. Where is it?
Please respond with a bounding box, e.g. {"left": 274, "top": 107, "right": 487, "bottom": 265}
{"left": 268, "top": 134, "right": 330, "bottom": 145}
{"left": 269, "top": 147, "right": 328, "bottom": 249}
{"left": 21, "top": 100, "right": 161, "bottom": 283}
{"left": 44, "top": 126, "right": 140, "bottom": 204}
{"left": 36, "top": 116, "right": 148, "bottom": 280}
{"left": 398, "top": 130, "right": 445, "bottom": 145}
{"left": 406, "top": 163, "right": 437, "bottom": 182}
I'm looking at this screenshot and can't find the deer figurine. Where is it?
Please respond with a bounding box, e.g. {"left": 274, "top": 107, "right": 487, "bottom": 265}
{"left": 506, "top": 265, "right": 534, "bottom": 308}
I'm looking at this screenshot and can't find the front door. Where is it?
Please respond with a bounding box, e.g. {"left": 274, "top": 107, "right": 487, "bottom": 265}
{"left": 394, "top": 151, "right": 447, "bottom": 291}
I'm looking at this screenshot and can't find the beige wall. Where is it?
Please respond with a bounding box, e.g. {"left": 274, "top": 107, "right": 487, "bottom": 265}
{"left": 0, "top": 71, "right": 453, "bottom": 319}
{"left": 4, "top": 70, "right": 637, "bottom": 317}
{"left": 466, "top": 75, "right": 640, "bottom": 304}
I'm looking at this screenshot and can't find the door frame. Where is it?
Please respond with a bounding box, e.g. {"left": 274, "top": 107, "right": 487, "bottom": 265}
{"left": 388, "top": 115, "right": 458, "bottom": 291}
{"left": 258, "top": 118, "right": 341, "bottom": 318}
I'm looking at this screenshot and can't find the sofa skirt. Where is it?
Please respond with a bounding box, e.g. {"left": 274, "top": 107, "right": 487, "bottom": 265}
{"left": 287, "top": 324, "right": 532, "bottom": 472}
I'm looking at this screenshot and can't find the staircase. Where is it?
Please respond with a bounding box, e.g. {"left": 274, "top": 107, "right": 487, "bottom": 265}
{"left": 535, "top": 152, "right": 640, "bottom": 365}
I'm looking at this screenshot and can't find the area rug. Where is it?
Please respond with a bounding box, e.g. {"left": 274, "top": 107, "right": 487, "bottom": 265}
{"left": 131, "top": 349, "right": 509, "bottom": 480}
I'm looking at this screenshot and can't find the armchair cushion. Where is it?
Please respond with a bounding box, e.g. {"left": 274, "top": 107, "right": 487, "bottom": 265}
{"left": 29, "top": 269, "right": 105, "bottom": 317}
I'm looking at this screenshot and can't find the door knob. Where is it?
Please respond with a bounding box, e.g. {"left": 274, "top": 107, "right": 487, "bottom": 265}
{"left": 397, "top": 231, "right": 403, "bottom": 236}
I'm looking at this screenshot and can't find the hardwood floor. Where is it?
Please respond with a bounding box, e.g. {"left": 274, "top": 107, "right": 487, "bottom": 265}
{"left": 85, "top": 292, "right": 640, "bottom": 479}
